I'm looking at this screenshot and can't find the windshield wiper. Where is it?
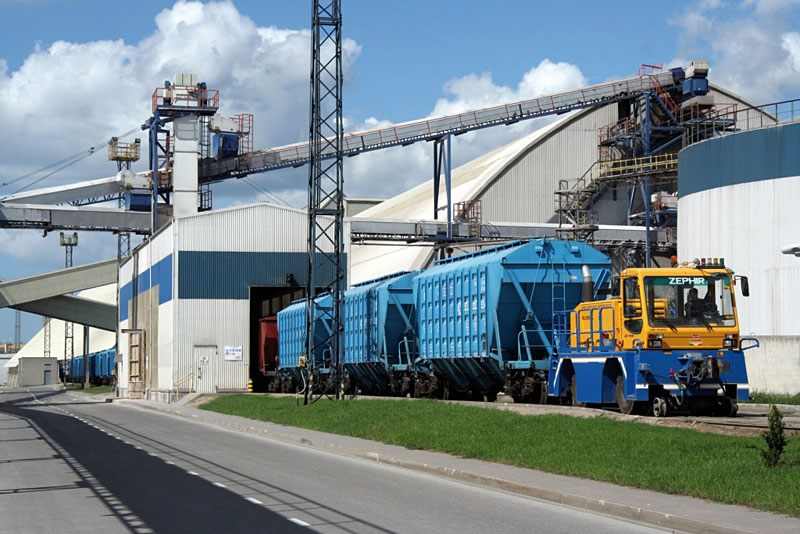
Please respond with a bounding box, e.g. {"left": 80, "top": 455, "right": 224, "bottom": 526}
{"left": 697, "top": 313, "right": 714, "bottom": 332}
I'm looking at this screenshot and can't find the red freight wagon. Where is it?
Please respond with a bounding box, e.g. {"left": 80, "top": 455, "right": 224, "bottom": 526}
{"left": 258, "top": 316, "right": 279, "bottom": 375}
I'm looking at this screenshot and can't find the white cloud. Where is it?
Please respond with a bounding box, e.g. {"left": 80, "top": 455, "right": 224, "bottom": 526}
{"left": 0, "top": 1, "right": 587, "bottom": 273}
{"left": 343, "top": 59, "right": 587, "bottom": 200}
{"left": 671, "top": 0, "right": 800, "bottom": 102}
{"left": 0, "top": 1, "right": 360, "bottom": 267}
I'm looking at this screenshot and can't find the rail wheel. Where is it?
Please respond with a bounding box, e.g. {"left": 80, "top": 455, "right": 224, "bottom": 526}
{"left": 570, "top": 375, "right": 585, "bottom": 408}
{"left": 615, "top": 375, "right": 638, "bottom": 415}
{"left": 719, "top": 397, "right": 738, "bottom": 417}
{"left": 652, "top": 396, "right": 668, "bottom": 418}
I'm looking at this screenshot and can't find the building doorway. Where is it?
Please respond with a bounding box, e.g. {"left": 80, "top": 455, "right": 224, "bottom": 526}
{"left": 248, "top": 286, "right": 305, "bottom": 392}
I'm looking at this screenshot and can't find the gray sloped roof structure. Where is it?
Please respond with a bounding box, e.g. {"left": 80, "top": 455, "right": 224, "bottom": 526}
{"left": 350, "top": 85, "right": 769, "bottom": 284}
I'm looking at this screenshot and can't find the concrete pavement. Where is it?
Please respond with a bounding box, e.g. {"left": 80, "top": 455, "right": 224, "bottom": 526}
{"left": 1, "top": 387, "right": 670, "bottom": 534}
{"left": 119, "top": 395, "right": 800, "bottom": 534}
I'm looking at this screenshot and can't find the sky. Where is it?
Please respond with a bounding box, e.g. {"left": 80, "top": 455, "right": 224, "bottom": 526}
{"left": 1, "top": 0, "right": 800, "bottom": 343}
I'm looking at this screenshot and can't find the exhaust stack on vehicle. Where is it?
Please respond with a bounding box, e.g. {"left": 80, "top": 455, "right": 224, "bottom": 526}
{"left": 581, "top": 265, "right": 594, "bottom": 303}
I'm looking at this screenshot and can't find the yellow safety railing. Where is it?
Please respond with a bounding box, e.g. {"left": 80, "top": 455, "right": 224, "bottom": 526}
{"left": 108, "top": 138, "right": 141, "bottom": 162}
{"left": 590, "top": 153, "right": 677, "bottom": 183}
{"left": 173, "top": 372, "right": 194, "bottom": 391}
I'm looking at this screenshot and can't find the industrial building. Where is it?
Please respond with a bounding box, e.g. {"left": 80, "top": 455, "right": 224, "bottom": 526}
{"left": 350, "top": 85, "right": 771, "bottom": 283}
{"left": 6, "top": 357, "right": 59, "bottom": 387}
{"left": 3, "top": 63, "right": 796, "bottom": 399}
{"left": 3, "top": 284, "right": 116, "bottom": 388}
{"left": 117, "top": 203, "right": 349, "bottom": 400}
{"left": 678, "top": 119, "right": 800, "bottom": 393}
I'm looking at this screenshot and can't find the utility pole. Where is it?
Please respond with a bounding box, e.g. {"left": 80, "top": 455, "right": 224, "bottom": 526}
{"left": 83, "top": 325, "right": 90, "bottom": 389}
{"left": 60, "top": 232, "right": 78, "bottom": 383}
{"left": 305, "top": 0, "right": 345, "bottom": 403}
{"left": 14, "top": 310, "right": 21, "bottom": 346}
{"left": 42, "top": 315, "right": 51, "bottom": 360}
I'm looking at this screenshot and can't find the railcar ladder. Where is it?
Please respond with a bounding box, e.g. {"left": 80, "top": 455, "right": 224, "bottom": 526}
{"left": 550, "top": 259, "right": 568, "bottom": 348}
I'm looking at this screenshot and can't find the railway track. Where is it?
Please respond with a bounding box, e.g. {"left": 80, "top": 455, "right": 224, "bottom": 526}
{"left": 677, "top": 407, "right": 800, "bottom": 435}
{"left": 262, "top": 392, "right": 800, "bottom": 436}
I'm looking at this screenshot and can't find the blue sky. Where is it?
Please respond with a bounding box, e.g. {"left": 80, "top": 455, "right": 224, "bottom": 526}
{"left": 0, "top": 1, "right": 700, "bottom": 123}
{"left": 1, "top": 0, "right": 800, "bottom": 343}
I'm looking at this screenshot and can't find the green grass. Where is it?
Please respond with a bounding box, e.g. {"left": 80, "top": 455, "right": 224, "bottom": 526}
{"left": 747, "top": 391, "right": 800, "bottom": 405}
{"left": 69, "top": 385, "right": 114, "bottom": 395}
{"left": 201, "top": 395, "right": 800, "bottom": 517}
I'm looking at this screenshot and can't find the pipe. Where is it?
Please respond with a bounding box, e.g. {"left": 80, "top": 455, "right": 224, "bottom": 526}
{"left": 581, "top": 265, "right": 594, "bottom": 303}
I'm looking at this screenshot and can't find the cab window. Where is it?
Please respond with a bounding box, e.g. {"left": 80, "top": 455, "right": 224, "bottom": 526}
{"left": 622, "top": 277, "right": 643, "bottom": 334}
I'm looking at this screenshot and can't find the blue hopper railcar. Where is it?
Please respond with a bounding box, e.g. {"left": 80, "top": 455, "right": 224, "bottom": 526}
{"left": 342, "top": 271, "right": 418, "bottom": 395}
{"left": 274, "top": 294, "right": 334, "bottom": 393}
{"left": 413, "top": 239, "right": 611, "bottom": 400}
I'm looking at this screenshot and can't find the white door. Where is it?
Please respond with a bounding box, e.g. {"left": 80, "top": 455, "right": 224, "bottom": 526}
{"left": 194, "top": 346, "right": 216, "bottom": 393}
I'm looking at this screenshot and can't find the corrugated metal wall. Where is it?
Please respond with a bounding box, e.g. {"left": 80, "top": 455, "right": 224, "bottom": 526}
{"left": 478, "top": 105, "right": 620, "bottom": 224}
{"left": 174, "top": 299, "right": 249, "bottom": 392}
{"left": 678, "top": 124, "right": 800, "bottom": 393}
{"left": 708, "top": 86, "right": 779, "bottom": 132}
{"left": 170, "top": 203, "right": 351, "bottom": 394}
{"left": 479, "top": 87, "right": 766, "bottom": 227}
{"left": 678, "top": 127, "right": 800, "bottom": 337}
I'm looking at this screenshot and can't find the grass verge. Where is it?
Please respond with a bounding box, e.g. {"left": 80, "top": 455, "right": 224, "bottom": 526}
{"left": 201, "top": 395, "right": 800, "bottom": 517}
{"left": 71, "top": 385, "right": 114, "bottom": 395}
{"left": 747, "top": 391, "right": 800, "bottom": 405}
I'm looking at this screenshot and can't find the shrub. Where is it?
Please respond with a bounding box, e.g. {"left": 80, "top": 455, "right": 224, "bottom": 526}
{"left": 759, "top": 404, "right": 787, "bottom": 467}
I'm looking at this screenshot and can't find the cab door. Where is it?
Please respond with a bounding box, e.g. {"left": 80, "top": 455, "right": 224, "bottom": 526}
{"left": 620, "top": 277, "right": 644, "bottom": 350}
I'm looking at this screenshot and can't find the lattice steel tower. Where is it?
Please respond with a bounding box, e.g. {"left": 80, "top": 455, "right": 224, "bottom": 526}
{"left": 305, "top": 0, "right": 345, "bottom": 403}
{"left": 108, "top": 137, "right": 140, "bottom": 260}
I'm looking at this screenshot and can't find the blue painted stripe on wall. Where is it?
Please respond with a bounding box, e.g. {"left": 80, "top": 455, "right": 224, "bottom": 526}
{"left": 120, "top": 283, "right": 132, "bottom": 322}
{"left": 679, "top": 121, "right": 800, "bottom": 198}
{"left": 178, "top": 251, "right": 347, "bottom": 300}
{"left": 152, "top": 254, "right": 172, "bottom": 302}
{"left": 119, "top": 254, "right": 173, "bottom": 322}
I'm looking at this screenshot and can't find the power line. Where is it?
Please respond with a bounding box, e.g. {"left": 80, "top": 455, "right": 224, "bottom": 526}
{"left": 1, "top": 127, "right": 141, "bottom": 194}
{"left": 240, "top": 177, "right": 293, "bottom": 208}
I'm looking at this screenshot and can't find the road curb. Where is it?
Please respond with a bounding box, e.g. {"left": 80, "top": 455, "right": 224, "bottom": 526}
{"left": 117, "top": 399, "right": 757, "bottom": 534}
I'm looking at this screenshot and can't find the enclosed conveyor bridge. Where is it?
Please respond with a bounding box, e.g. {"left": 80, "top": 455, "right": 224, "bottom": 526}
{"left": 0, "top": 170, "right": 159, "bottom": 234}
{"left": 0, "top": 259, "right": 118, "bottom": 331}
{"left": 201, "top": 70, "right": 681, "bottom": 181}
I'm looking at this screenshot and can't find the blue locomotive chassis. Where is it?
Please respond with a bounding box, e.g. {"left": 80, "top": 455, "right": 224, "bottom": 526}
{"left": 549, "top": 346, "right": 753, "bottom": 405}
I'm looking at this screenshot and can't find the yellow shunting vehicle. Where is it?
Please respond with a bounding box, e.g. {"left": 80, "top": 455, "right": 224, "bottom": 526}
{"left": 551, "top": 258, "right": 756, "bottom": 416}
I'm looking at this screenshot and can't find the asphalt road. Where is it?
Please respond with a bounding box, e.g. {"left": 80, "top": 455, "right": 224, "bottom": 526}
{"left": 0, "top": 386, "right": 669, "bottom": 534}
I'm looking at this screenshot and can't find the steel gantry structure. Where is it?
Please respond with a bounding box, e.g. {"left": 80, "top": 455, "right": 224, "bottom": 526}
{"left": 0, "top": 66, "right": 710, "bottom": 243}
{"left": 305, "top": 0, "right": 346, "bottom": 403}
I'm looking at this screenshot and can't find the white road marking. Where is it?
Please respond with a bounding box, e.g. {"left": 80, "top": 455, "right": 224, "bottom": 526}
{"left": 212, "top": 482, "right": 226, "bottom": 488}
{"left": 164, "top": 461, "right": 175, "bottom": 465}
{"left": 187, "top": 471, "right": 199, "bottom": 476}
{"left": 288, "top": 518, "right": 310, "bottom": 527}
{"left": 245, "top": 497, "right": 263, "bottom": 505}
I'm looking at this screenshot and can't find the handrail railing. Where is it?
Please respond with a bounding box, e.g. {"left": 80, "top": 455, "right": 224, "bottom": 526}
{"left": 173, "top": 371, "right": 194, "bottom": 392}
{"left": 590, "top": 153, "right": 678, "bottom": 182}
{"left": 554, "top": 306, "right": 616, "bottom": 352}
{"left": 683, "top": 98, "right": 797, "bottom": 146}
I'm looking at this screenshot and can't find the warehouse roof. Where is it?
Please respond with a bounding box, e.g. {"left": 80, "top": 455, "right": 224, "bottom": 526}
{"left": 350, "top": 114, "right": 574, "bottom": 284}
